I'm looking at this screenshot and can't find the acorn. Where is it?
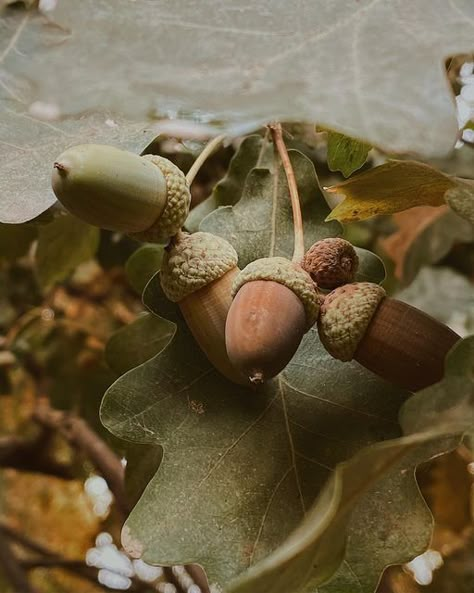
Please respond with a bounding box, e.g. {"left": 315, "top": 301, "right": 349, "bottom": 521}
{"left": 160, "top": 231, "right": 247, "bottom": 385}
{"left": 318, "top": 282, "right": 461, "bottom": 391}
{"left": 51, "top": 144, "right": 191, "bottom": 243}
{"left": 225, "top": 257, "right": 320, "bottom": 384}
{"left": 301, "top": 237, "right": 359, "bottom": 289}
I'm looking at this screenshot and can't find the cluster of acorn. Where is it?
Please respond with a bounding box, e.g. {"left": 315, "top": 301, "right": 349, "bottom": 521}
{"left": 52, "top": 144, "right": 460, "bottom": 392}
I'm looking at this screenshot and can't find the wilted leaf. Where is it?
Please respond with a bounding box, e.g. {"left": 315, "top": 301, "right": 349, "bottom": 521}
{"left": 326, "top": 131, "right": 371, "bottom": 178}
{"left": 381, "top": 206, "right": 474, "bottom": 284}
{"left": 380, "top": 205, "right": 449, "bottom": 281}
{"left": 186, "top": 134, "right": 273, "bottom": 232}
{"left": 36, "top": 214, "right": 99, "bottom": 288}
{"left": 2, "top": 0, "right": 473, "bottom": 161}
{"left": 325, "top": 161, "right": 468, "bottom": 223}
{"left": 0, "top": 222, "right": 36, "bottom": 260}
{"left": 105, "top": 312, "right": 175, "bottom": 376}
{"left": 125, "top": 244, "right": 165, "bottom": 294}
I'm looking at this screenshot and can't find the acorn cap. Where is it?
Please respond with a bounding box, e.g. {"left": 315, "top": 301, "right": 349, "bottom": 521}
{"left": 160, "top": 232, "right": 238, "bottom": 302}
{"left": 301, "top": 237, "right": 359, "bottom": 289}
{"left": 318, "top": 282, "right": 386, "bottom": 361}
{"left": 131, "top": 155, "right": 191, "bottom": 243}
{"left": 232, "top": 257, "right": 319, "bottom": 329}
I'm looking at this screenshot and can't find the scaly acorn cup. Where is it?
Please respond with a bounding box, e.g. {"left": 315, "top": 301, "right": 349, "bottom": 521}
{"left": 51, "top": 144, "right": 191, "bottom": 243}
{"left": 225, "top": 257, "right": 320, "bottom": 384}
{"left": 301, "top": 237, "right": 359, "bottom": 289}
{"left": 160, "top": 231, "right": 248, "bottom": 385}
{"left": 318, "top": 282, "right": 461, "bottom": 391}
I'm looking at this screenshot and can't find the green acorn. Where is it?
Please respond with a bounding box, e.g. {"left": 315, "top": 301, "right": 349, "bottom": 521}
{"left": 51, "top": 144, "right": 191, "bottom": 243}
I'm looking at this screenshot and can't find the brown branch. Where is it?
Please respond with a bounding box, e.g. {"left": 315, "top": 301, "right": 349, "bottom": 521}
{"left": 0, "top": 525, "right": 149, "bottom": 593}
{"left": 0, "top": 524, "right": 58, "bottom": 558}
{"left": 0, "top": 431, "right": 75, "bottom": 480}
{"left": 269, "top": 123, "right": 305, "bottom": 261}
{"left": 32, "top": 398, "right": 130, "bottom": 517}
{"left": 0, "top": 529, "right": 39, "bottom": 593}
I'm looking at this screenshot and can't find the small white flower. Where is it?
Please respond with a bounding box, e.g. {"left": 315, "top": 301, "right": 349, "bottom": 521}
{"left": 98, "top": 569, "right": 132, "bottom": 590}
{"left": 132, "top": 559, "right": 163, "bottom": 582}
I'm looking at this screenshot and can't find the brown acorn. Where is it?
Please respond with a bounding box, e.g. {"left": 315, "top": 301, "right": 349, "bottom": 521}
{"left": 318, "top": 282, "right": 461, "bottom": 391}
{"left": 301, "top": 237, "right": 359, "bottom": 289}
{"left": 225, "top": 257, "right": 320, "bottom": 383}
{"left": 160, "top": 231, "right": 247, "bottom": 385}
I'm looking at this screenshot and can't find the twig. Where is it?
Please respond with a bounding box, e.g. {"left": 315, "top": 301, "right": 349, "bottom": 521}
{"left": 0, "top": 524, "right": 58, "bottom": 558}
{"left": 0, "top": 525, "right": 148, "bottom": 593}
{"left": 0, "top": 529, "right": 40, "bottom": 593}
{"left": 185, "top": 134, "right": 226, "bottom": 185}
{"left": 32, "top": 398, "right": 130, "bottom": 517}
{"left": 0, "top": 431, "right": 75, "bottom": 480}
{"left": 269, "top": 123, "right": 305, "bottom": 261}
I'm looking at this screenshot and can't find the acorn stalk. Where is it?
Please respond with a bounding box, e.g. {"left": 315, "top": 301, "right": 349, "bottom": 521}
{"left": 51, "top": 144, "right": 191, "bottom": 243}
{"left": 160, "top": 232, "right": 247, "bottom": 385}
{"left": 318, "top": 282, "right": 460, "bottom": 391}
{"left": 225, "top": 123, "right": 320, "bottom": 383}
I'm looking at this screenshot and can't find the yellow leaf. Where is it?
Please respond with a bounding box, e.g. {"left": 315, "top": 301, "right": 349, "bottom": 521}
{"left": 325, "top": 160, "right": 458, "bottom": 223}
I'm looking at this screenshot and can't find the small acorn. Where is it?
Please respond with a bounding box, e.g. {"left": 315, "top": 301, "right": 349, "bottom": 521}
{"left": 301, "top": 237, "right": 359, "bottom": 289}
{"left": 225, "top": 257, "right": 320, "bottom": 384}
{"left": 51, "top": 144, "right": 191, "bottom": 243}
{"left": 160, "top": 231, "right": 247, "bottom": 385}
{"left": 318, "top": 282, "right": 461, "bottom": 391}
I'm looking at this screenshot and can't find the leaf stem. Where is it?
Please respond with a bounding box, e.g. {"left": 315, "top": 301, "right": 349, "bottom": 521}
{"left": 269, "top": 123, "right": 305, "bottom": 261}
{"left": 185, "top": 134, "right": 226, "bottom": 185}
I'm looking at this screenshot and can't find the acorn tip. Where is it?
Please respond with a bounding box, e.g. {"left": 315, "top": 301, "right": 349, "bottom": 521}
{"left": 53, "top": 161, "right": 69, "bottom": 173}
{"left": 249, "top": 371, "right": 265, "bottom": 385}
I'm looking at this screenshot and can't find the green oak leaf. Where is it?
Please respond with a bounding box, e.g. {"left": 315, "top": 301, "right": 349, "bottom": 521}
{"left": 124, "top": 442, "right": 163, "bottom": 509}
{"left": 101, "top": 276, "right": 405, "bottom": 589}
{"left": 186, "top": 134, "right": 274, "bottom": 232}
{"left": 105, "top": 312, "right": 175, "bottom": 376}
{"left": 35, "top": 213, "right": 99, "bottom": 288}
{"left": 125, "top": 244, "right": 165, "bottom": 295}
{"left": 0, "top": 222, "right": 36, "bottom": 261}
{"left": 2, "top": 1, "right": 473, "bottom": 158}
{"left": 200, "top": 149, "right": 339, "bottom": 266}
{"left": 99, "top": 141, "right": 467, "bottom": 592}
{"left": 401, "top": 337, "right": 474, "bottom": 436}
{"left": 232, "top": 432, "right": 457, "bottom": 593}
{"left": 201, "top": 149, "right": 385, "bottom": 283}
{"left": 326, "top": 131, "right": 371, "bottom": 178}
{"left": 320, "top": 337, "right": 474, "bottom": 593}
